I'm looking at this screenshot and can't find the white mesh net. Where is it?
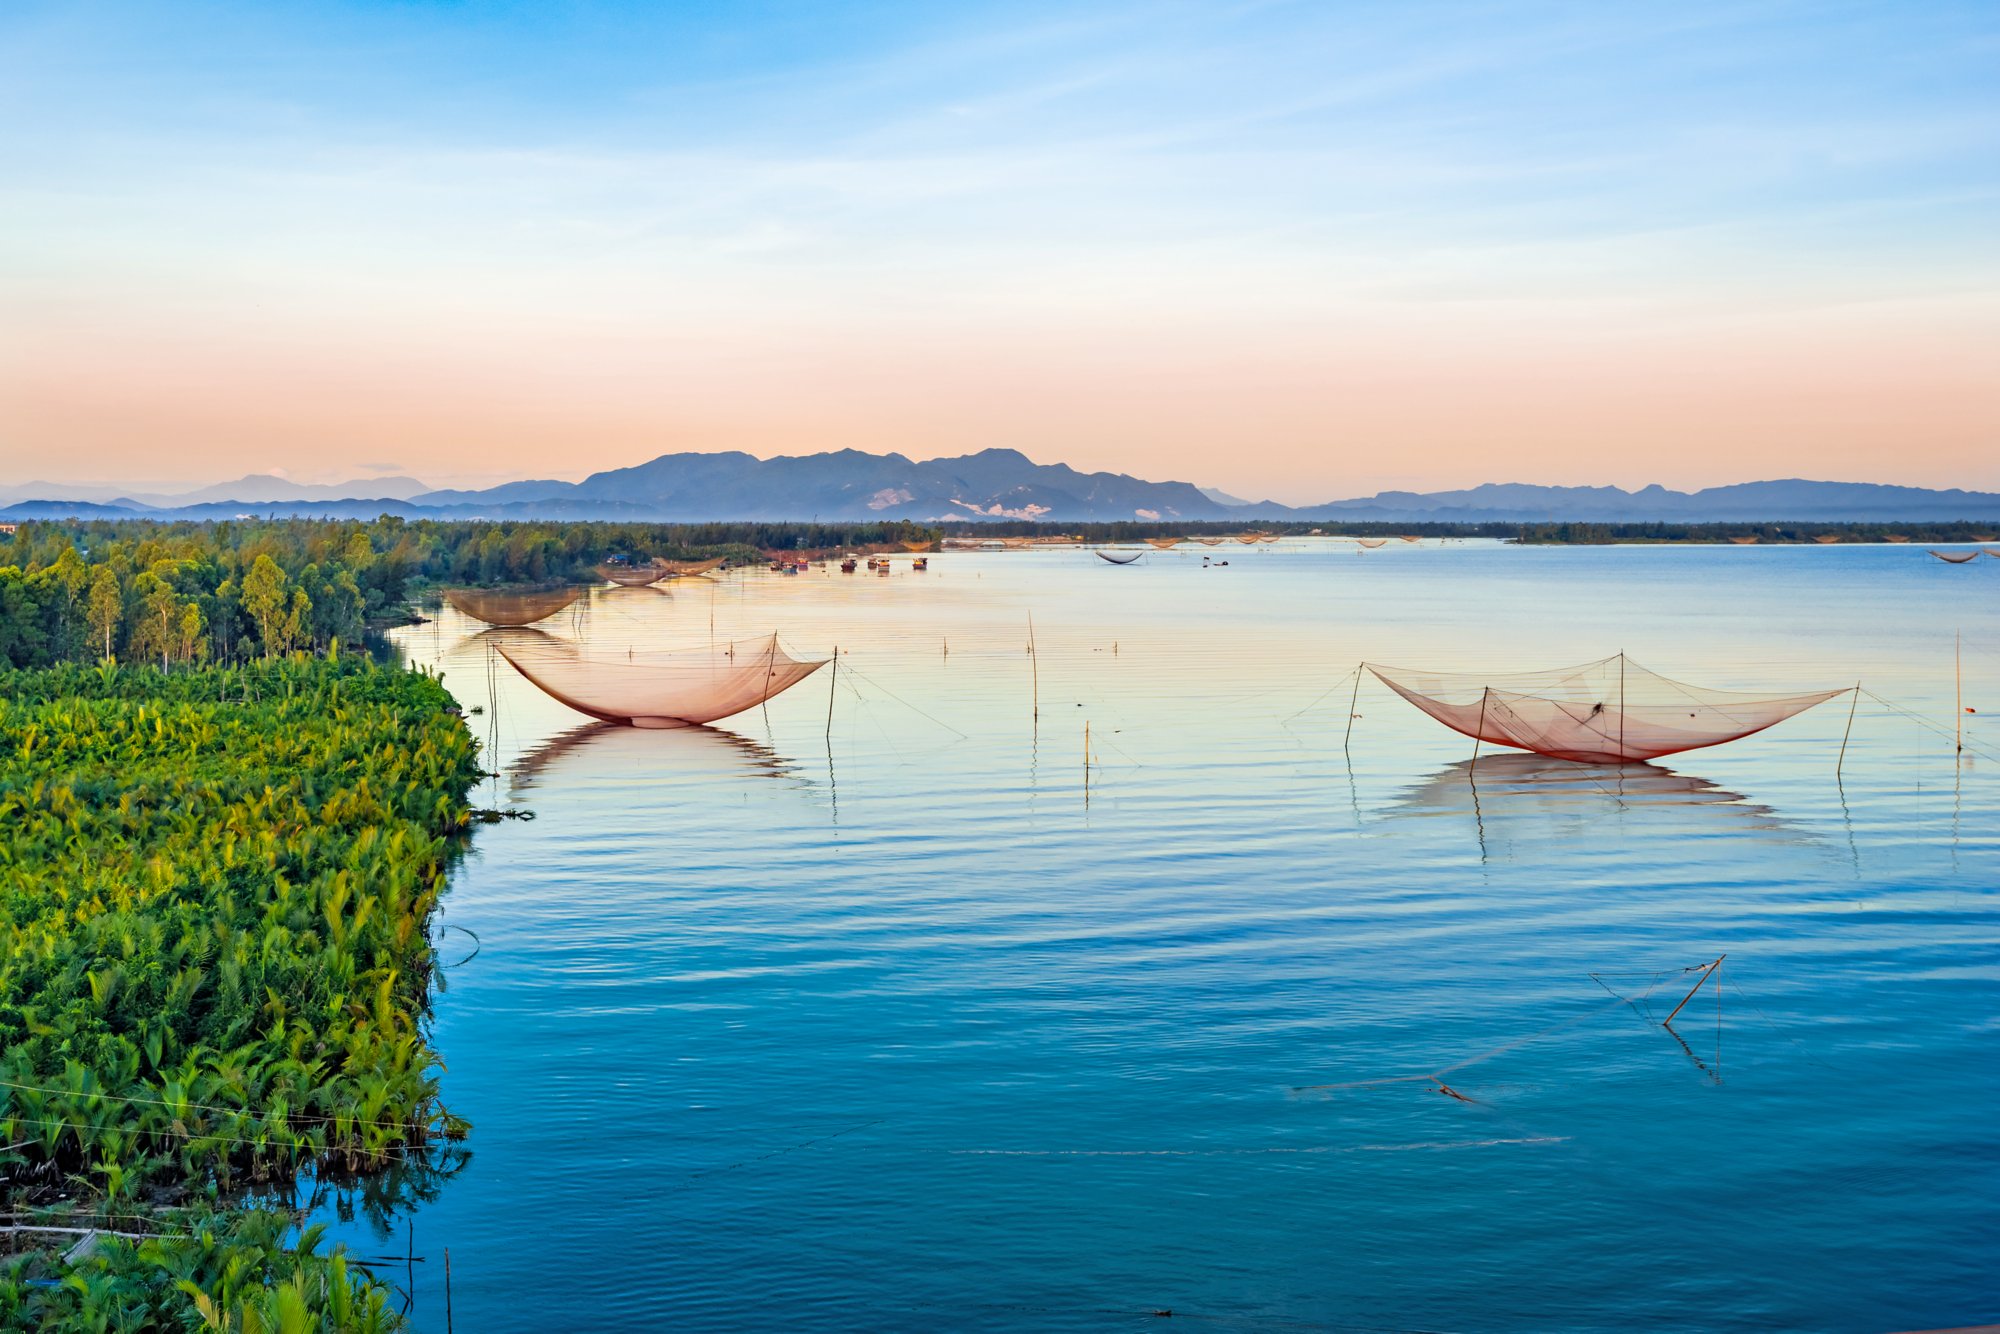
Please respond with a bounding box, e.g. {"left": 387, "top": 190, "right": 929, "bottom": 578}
{"left": 442, "top": 586, "right": 585, "bottom": 627}
{"left": 1365, "top": 655, "right": 1846, "bottom": 763}
{"left": 598, "top": 562, "right": 664, "bottom": 586}
{"left": 657, "top": 557, "right": 727, "bottom": 577}
{"left": 497, "top": 633, "right": 828, "bottom": 728}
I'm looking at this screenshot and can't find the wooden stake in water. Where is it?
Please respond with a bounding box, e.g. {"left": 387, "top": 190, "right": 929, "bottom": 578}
{"left": 1664, "top": 954, "right": 1726, "bottom": 1029}
{"left": 1957, "top": 630, "right": 1963, "bottom": 755}
{"left": 1836, "top": 684, "right": 1861, "bottom": 778}
{"left": 1343, "top": 665, "right": 1363, "bottom": 754}
{"left": 1028, "top": 614, "right": 1039, "bottom": 722}
{"left": 1471, "top": 687, "right": 1490, "bottom": 772}
{"left": 826, "top": 646, "right": 838, "bottom": 740}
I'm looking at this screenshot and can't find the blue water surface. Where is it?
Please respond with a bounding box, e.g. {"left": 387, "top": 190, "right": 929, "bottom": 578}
{"left": 319, "top": 541, "right": 1997, "bottom": 1331}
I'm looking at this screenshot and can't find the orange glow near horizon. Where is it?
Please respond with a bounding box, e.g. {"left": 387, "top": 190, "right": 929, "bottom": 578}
{"left": 5, "top": 3, "right": 1997, "bottom": 501}
{"left": 9, "top": 294, "right": 1995, "bottom": 501}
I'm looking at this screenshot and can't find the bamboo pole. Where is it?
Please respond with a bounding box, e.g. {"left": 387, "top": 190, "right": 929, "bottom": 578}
{"left": 1471, "top": 687, "right": 1489, "bottom": 772}
{"left": 1664, "top": 954, "right": 1726, "bottom": 1028}
{"left": 825, "top": 647, "right": 838, "bottom": 740}
{"left": 1619, "top": 651, "right": 1626, "bottom": 759}
{"left": 1343, "top": 665, "right": 1363, "bottom": 753}
{"left": 1028, "top": 614, "right": 1039, "bottom": 722}
{"left": 1836, "top": 684, "right": 1860, "bottom": 778}
{"left": 1957, "top": 630, "right": 1963, "bottom": 754}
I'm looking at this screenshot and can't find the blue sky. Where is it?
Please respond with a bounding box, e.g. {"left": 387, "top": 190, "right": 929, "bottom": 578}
{"left": 3, "top": 1, "right": 1996, "bottom": 497}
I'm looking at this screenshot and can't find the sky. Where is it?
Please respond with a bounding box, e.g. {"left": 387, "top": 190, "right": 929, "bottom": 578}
{"left": 2, "top": 1, "right": 1996, "bottom": 503}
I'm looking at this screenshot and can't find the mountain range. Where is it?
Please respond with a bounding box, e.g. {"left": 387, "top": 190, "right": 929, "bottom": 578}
{"left": 5, "top": 450, "right": 2000, "bottom": 524}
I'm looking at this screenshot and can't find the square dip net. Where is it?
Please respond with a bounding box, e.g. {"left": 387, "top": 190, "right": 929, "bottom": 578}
{"left": 497, "top": 634, "right": 828, "bottom": 728}
{"left": 442, "top": 585, "right": 585, "bottom": 627}
{"left": 1365, "top": 655, "right": 1847, "bottom": 763}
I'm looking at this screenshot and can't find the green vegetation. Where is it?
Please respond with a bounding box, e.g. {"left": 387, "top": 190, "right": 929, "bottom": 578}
{"left": 3, "top": 1213, "right": 403, "bottom": 1332}
{"left": 0, "top": 516, "right": 941, "bottom": 670}
{"left": 0, "top": 654, "right": 480, "bottom": 1329}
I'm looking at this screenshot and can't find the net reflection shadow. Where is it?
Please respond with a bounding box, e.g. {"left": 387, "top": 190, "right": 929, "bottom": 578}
{"left": 507, "top": 719, "right": 812, "bottom": 796}
{"left": 1379, "top": 752, "right": 1805, "bottom": 858}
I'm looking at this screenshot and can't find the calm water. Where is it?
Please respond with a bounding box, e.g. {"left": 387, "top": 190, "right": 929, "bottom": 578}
{"left": 322, "top": 542, "right": 1996, "bottom": 1331}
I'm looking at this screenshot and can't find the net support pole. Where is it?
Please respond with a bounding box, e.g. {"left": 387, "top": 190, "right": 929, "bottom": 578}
{"left": 1028, "top": 613, "right": 1039, "bottom": 723}
{"left": 1343, "top": 665, "right": 1363, "bottom": 754}
{"left": 1664, "top": 954, "right": 1726, "bottom": 1028}
{"left": 760, "top": 632, "right": 779, "bottom": 729}
{"left": 826, "top": 646, "right": 838, "bottom": 740}
{"left": 1619, "top": 651, "right": 1627, "bottom": 760}
{"left": 1471, "top": 687, "right": 1490, "bottom": 772}
{"left": 1835, "top": 683, "right": 1860, "bottom": 778}
{"left": 1957, "top": 630, "right": 1963, "bottom": 755}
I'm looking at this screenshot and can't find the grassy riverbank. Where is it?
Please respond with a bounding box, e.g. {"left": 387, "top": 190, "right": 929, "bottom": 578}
{"left": 0, "top": 654, "right": 479, "bottom": 1329}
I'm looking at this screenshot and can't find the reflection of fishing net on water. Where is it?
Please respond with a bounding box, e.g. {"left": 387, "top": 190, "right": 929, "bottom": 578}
{"left": 901, "top": 540, "right": 934, "bottom": 552}
{"left": 497, "top": 634, "right": 828, "bottom": 728}
{"left": 1384, "top": 753, "right": 1792, "bottom": 842}
{"left": 1930, "top": 550, "right": 1982, "bottom": 563}
{"left": 442, "top": 586, "right": 585, "bottom": 627}
{"left": 1365, "top": 655, "right": 1846, "bottom": 763}
{"left": 1145, "top": 537, "right": 1183, "bottom": 549}
{"left": 1095, "top": 549, "right": 1144, "bottom": 564}
{"left": 1815, "top": 535, "right": 1842, "bottom": 544}
{"left": 1356, "top": 538, "right": 1388, "bottom": 549}
{"left": 657, "top": 557, "right": 727, "bottom": 577}
{"left": 597, "top": 563, "right": 663, "bottom": 586}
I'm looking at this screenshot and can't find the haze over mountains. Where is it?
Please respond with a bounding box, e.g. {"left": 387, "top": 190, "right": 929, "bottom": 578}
{"left": 6, "top": 449, "right": 2000, "bottom": 524}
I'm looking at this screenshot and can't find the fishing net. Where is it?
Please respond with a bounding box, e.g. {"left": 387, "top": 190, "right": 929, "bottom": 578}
{"left": 1930, "top": 550, "right": 1982, "bottom": 563}
{"left": 657, "top": 557, "right": 727, "bottom": 577}
{"left": 1146, "top": 537, "right": 1183, "bottom": 549}
{"left": 1398, "top": 535, "right": 1421, "bottom": 543}
{"left": 901, "top": 540, "right": 934, "bottom": 552}
{"left": 442, "top": 585, "right": 585, "bottom": 627}
{"left": 1194, "top": 537, "right": 1227, "bottom": 546}
{"left": 1884, "top": 535, "right": 1910, "bottom": 543}
{"left": 497, "top": 634, "right": 828, "bottom": 728}
{"left": 1095, "top": 549, "right": 1144, "bottom": 564}
{"left": 597, "top": 562, "right": 664, "bottom": 586}
{"left": 1234, "top": 533, "right": 1263, "bottom": 544}
{"left": 1815, "top": 535, "right": 1842, "bottom": 544}
{"left": 1356, "top": 538, "right": 1388, "bottom": 549}
{"left": 1364, "top": 655, "right": 1847, "bottom": 763}
{"left": 1729, "top": 536, "right": 1759, "bottom": 545}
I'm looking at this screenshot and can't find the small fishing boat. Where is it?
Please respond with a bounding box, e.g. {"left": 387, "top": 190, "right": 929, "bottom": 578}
{"left": 912, "top": 557, "right": 929, "bottom": 570}
{"left": 840, "top": 558, "right": 858, "bottom": 573}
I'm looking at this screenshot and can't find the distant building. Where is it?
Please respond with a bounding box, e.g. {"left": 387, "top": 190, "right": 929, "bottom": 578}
{"left": 0, "top": 523, "right": 17, "bottom": 536}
